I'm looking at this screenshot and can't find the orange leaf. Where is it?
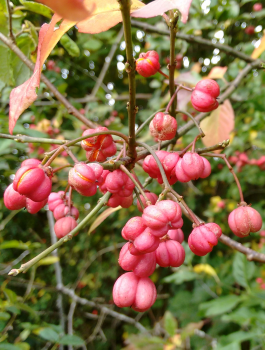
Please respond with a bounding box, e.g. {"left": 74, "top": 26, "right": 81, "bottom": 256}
{"left": 88, "top": 206, "right": 122, "bottom": 234}
{"left": 251, "top": 31, "right": 265, "bottom": 59}
{"left": 207, "top": 66, "right": 227, "bottom": 80}
{"left": 78, "top": 0, "right": 144, "bottom": 34}
{"left": 200, "top": 100, "right": 235, "bottom": 153}
{"left": 36, "top": 0, "right": 94, "bottom": 21}
{"left": 9, "top": 15, "right": 75, "bottom": 134}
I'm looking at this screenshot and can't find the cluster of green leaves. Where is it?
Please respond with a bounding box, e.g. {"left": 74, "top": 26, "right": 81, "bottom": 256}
{"left": 0, "top": 0, "right": 265, "bottom": 349}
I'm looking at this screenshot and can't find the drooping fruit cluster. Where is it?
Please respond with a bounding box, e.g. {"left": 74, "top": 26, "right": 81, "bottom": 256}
{"left": 149, "top": 112, "right": 177, "bottom": 142}
{"left": 48, "top": 192, "right": 79, "bottom": 239}
{"left": 113, "top": 200, "right": 186, "bottom": 311}
{"left": 143, "top": 151, "right": 211, "bottom": 184}
{"left": 4, "top": 159, "right": 52, "bottom": 214}
{"left": 135, "top": 51, "right": 160, "bottom": 77}
{"left": 191, "top": 79, "right": 220, "bottom": 112}
{"left": 229, "top": 151, "right": 265, "bottom": 172}
{"left": 99, "top": 169, "right": 135, "bottom": 208}
{"left": 81, "top": 127, "right": 117, "bottom": 162}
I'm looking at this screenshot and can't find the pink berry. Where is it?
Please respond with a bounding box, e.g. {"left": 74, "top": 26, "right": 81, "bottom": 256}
{"left": 167, "top": 228, "right": 184, "bottom": 243}
{"left": 4, "top": 184, "right": 26, "bottom": 210}
{"left": 118, "top": 243, "right": 156, "bottom": 277}
{"left": 256, "top": 277, "right": 263, "bottom": 284}
{"left": 105, "top": 170, "right": 135, "bottom": 197}
{"left": 191, "top": 79, "right": 220, "bottom": 112}
{"left": 260, "top": 283, "right": 265, "bottom": 290}
{"left": 107, "top": 194, "right": 133, "bottom": 208}
{"left": 122, "top": 217, "right": 147, "bottom": 241}
{"left": 68, "top": 163, "right": 97, "bottom": 197}
{"left": 136, "top": 51, "right": 160, "bottom": 78}
{"left": 253, "top": 3, "right": 262, "bottom": 11}
{"left": 133, "top": 227, "right": 160, "bottom": 253}
{"left": 156, "top": 240, "right": 185, "bottom": 267}
{"left": 26, "top": 198, "right": 47, "bottom": 214}
{"left": 142, "top": 205, "right": 169, "bottom": 237}
{"left": 48, "top": 191, "right": 65, "bottom": 211}
{"left": 228, "top": 205, "right": 262, "bottom": 237}
{"left": 175, "top": 158, "right": 192, "bottom": 183}
{"left": 137, "top": 192, "right": 158, "bottom": 212}
{"left": 181, "top": 153, "right": 205, "bottom": 180}
{"left": 149, "top": 112, "right": 177, "bottom": 141}
{"left": 54, "top": 216, "right": 78, "bottom": 239}
{"left": 21, "top": 158, "right": 41, "bottom": 167}
{"left": 13, "top": 165, "right": 52, "bottom": 202}
{"left": 53, "top": 203, "right": 79, "bottom": 221}
{"left": 156, "top": 200, "right": 183, "bottom": 228}
{"left": 200, "top": 157, "right": 212, "bottom": 178}
{"left": 113, "top": 272, "right": 157, "bottom": 312}
{"left": 188, "top": 223, "right": 221, "bottom": 256}
{"left": 260, "top": 231, "right": 265, "bottom": 237}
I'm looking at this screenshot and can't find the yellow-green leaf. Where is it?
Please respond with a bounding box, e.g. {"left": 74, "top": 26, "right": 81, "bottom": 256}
{"left": 88, "top": 206, "right": 122, "bottom": 234}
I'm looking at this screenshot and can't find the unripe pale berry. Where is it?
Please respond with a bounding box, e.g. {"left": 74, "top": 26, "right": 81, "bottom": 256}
{"left": 13, "top": 165, "right": 52, "bottom": 202}
{"left": 228, "top": 205, "right": 262, "bottom": 237}
{"left": 118, "top": 243, "right": 156, "bottom": 277}
{"left": 156, "top": 240, "right": 185, "bottom": 267}
{"left": 167, "top": 228, "right": 184, "bottom": 243}
{"left": 54, "top": 217, "right": 78, "bottom": 239}
{"left": 137, "top": 192, "right": 158, "bottom": 212}
{"left": 121, "top": 217, "right": 147, "bottom": 241}
{"left": 112, "top": 272, "right": 157, "bottom": 312}
{"left": 149, "top": 113, "right": 177, "bottom": 141}
{"left": 191, "top": 79, "right": 220, "bottom": 112}
{"left": 188, "top": 223, "right": 221, "bottom": 256}
{"left": 136, "top": 51, "right": 160, "bottom": 78}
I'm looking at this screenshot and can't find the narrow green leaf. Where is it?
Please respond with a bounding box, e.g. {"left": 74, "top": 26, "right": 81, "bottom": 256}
{"left": 60, "top": 35, "right": 80, "bottom": 57}
{"left": 58, "top": 335, "right": 85, "bottom": 346}
{"left": 19, "top": 0, "right": 52, "bottom": 17}
{"left": 164, "top": 311, "right": 178, "bottom": 337}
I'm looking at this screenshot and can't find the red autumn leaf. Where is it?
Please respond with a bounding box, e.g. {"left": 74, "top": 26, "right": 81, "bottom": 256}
{"left": 131, "top": 0, "right": 193, "bottom": 23}
{"left": 9, "top": 15, "right": 75, "bottom": 134}
{"left": 36, "top": 0, "right": 94, "bottom": 21}
{"left": 200, "top": 99, "right": 235, "bottom": 153}
{"left": 77, "top": 0, "right": 144, "bottom": 34}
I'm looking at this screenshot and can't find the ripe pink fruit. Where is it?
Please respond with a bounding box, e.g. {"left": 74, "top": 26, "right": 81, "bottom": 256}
{"left": 200, "top": 157, "right": 212, "bottom": 178}
{"left": 175, "top": 158, "right": 192, "bottom": 182}
{"left": 105, "top": 169, "right": 135, "bottom": 197}
{"left": 167, "top": 228, "right": 184, "bottom": 243}
{"left": 149, "top": 112, "right": 177, "bottom": 141}
{"left": 26, "top": 198, "right": 47, "bottom": 214}
{"left": 228, "top": 205, "right": 262, "bottom": 237}
{"left": 136, "top": 51, "right": 160, "bottom": 78}
{"left": 81, "top": 127, "right": 117, "bottom": 162}
{"left": 68, "top": 163, "right": 102, "bottom": 197}
{"left": 191, "top": 79, "right": 220, "bottom": 112}
{"left": 113, "top": 272, "right": 157, "bottom": 311}
{"left": 13, "top": 165, "right": 52, "bottom": 202}
{"left": 119, "top": 243, "right": 156, "bottom": 277}
{"left": 4, "top": 184, "right": 26, "bottom": 210}
{"left": 53, "top": 203, "right": 79, "bottom": 221}
{"left": 188, "top": 223, "right": 222, "bottom": 256}
{"left": 54, "top": 216, "right": 78, "bottom": 239}
{"left": 137, "top": 192, "right": 158, "bottom": 212}
{"left": 181, "top": 153, "right": 205, "bottom": 180}
{"left": 156, "top": 240, "right": 185, "bottom": 267}
{"left": 107, "top": 194, "right": 133, "bottom": 208}
{"left": 21, "top": 158, "right": 41, "bottom": 167}
{"left": 253, "top": 3, "right": 262, "bottom": 11}
{"left": 122, "top": 217, "right": 147, "bottom": 241}
{"left": 48, "top": 191, "right": 65, "bottom": 211}
{"left": 133, "top": 227, "right": 160, "bottom": 253}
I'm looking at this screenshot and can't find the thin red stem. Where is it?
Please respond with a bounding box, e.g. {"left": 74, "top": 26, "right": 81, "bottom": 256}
{"left": 158, "top": 69, "right": 169, "bottom": 79}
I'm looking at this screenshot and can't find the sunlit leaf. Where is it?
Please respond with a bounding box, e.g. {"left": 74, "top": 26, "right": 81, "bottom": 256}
{"left": 193, "top": 263, "right": 220, "bottom": 282}
{"left": 78, "top": 0, "right": 144, "bottom": 34}
{"left": 200, "top": 99, "right": 235, "bottom": 153}
{"left": 131, "top": 0, "right": 193, "bottom": 24}
{"left": 207, "top": 66, "right": 227, "bottom": 80}
{"left": 36, "top": 0, "right": 93, "bottom": 21}
{"left": 88, "top": 206, "right": 122, "bottom": 234}
{"left": 9, "top": 15, "right": 75, "bottom": 134}
{"left": 19, "top": 0, "right": 53, "bottom": 18}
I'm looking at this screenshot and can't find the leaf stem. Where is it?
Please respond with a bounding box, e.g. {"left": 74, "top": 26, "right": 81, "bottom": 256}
{"left": 8, "top": 192, "right": 111, "bottom": 276}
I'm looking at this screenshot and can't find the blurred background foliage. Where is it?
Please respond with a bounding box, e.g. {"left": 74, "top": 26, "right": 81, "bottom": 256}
{"left": 0, "top": 0, "right": 265, "bottom": 349}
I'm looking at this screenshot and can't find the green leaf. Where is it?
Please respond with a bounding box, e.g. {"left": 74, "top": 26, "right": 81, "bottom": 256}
{"left": 232, "top": 252, "right": 255, "bottom": 288}
{"left": 83, "top": 38, "right": 103, "bottom": 51}
{"left": 58, "top": 335, "right": 85, "bottom": 346}
{"left": 3, "top": 288, "right": 17, "bottom": 304}
{"left": 36, "top": 328, "right": 59, "bottom": 342}
{"left": 60, "top": 35, "right": 80, "bottom": 57}
{"left": 0, "top": 44, "right": 14, "bottom": 85}
{"left": 19, "top": 0, "right": 52, "bottom": 17}
{"left": 0, "top": 240, "right": 29, "bottom": 250}
{"left": 163, "top": 269, "right": 197, "bottom": 284}
{"left": 163, "top": 311, "right": 177, "bottom": 337}
{"left": 0, "top": 312, "right": 11, "bottom": 321}
{"left": 0, "top": 344, "right": 22, "bottom": 350}
{"left": 199, "top": 295, "right": 243, "bottom": 317}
